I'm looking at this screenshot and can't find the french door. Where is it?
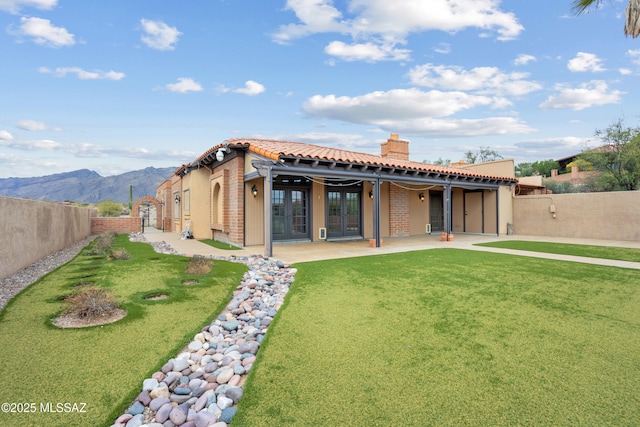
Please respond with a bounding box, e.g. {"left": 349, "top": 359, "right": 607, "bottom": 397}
{"left": 429, "top": 191, "right": 444, "bottom": 232}
{"left": 327, "top": 190, "right": 361, "bottom": 239}
{"left": 272, "top": 188, "right": 310, "bottom": 240}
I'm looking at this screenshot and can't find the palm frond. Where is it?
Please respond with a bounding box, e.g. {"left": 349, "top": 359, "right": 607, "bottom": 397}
{"left": 624, "top": 0, "right": 640, "bottom": 38}
{"left": 572, "top": 0, "right": 602, "bottom": 14}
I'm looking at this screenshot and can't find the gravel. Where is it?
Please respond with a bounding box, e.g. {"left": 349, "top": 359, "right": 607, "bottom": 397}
{"left": 0, "top": 236, "right": 95, "bottom": 311}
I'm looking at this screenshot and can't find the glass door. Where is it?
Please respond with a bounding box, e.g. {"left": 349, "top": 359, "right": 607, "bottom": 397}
{"left": 327, "top": 190, "right": 361, "bottom": 239}
{"left": 272, "top": 188, "right": 309, "bottom": 240}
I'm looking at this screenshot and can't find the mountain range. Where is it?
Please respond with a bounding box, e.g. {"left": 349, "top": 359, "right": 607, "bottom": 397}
{"left": 0, "top": 167, "right": 176, "bottom": 204}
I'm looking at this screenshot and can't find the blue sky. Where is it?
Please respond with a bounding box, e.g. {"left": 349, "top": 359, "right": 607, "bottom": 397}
{"left": 1, "top": 0, "right": 639, "bottom": 178}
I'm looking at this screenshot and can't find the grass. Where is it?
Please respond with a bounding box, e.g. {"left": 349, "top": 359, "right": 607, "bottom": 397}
{"left": 200, "top": 239, "right": 242, "bottom": 250}
{"left": 235, "top": 249, "right": 640, "bottom": 426}
{"left": 0, "top": 234, "right": 246, "bottom": 427}
{"left": 476, "top": 240, "right": 640, "bottom": 262}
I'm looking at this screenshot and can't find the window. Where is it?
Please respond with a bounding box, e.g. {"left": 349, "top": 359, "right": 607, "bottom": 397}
{"left": 183, "top": 189, "right": 190, "bottom": 212}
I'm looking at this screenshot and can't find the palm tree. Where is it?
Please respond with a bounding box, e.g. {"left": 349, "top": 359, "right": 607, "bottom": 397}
{"left": 573, "top": 0, "right": 640, "bottom": 38}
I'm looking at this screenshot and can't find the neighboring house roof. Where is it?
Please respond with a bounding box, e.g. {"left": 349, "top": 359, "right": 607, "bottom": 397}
{"left": 182, "top": 138, "right": 517, "bottom": 185}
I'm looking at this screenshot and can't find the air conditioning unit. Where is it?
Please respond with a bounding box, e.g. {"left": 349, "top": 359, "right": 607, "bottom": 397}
{"left": 426, "top": 224, "right": 432, "bottom": 234}
{"left": 319, "top": 227, "right": 327, "bottom": 240}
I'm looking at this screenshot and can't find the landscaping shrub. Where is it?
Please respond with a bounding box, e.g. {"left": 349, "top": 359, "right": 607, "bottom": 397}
{"left": 63, "top": 285, "right": 120, "bottom": 319}
{"left": 86, "top": 231, "right": 117, "bottom": 255}
{"left": 109, "top": 247, "right": 131, "bottom": 260}
{"left": 186, "top": 256, "right": 212, "bottom": 274}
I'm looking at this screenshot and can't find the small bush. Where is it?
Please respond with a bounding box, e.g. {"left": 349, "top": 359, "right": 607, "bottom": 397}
{"left": 186, "top": 256, "right": 212, "bottom": 275}
{"left": 63, "top": 286, "right": 120, "bottom": 319}
{"left": 86, "top": 231, "right": 117, "bottom": 255}
{"left": 109, "top": 248, "right": 131, "bottom": 261}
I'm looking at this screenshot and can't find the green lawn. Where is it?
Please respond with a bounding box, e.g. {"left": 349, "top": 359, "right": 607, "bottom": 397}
{"left": 476, "top": 240, "right": 640, "bottom": 262}
{"left": 0, "top": 235, "right": 246, "bottom": 427}
{"left": 235, "top": 249, "right": 640, "bottom": 426}
{"left": 199, "top": 239, "right": 242, "bottom": 250}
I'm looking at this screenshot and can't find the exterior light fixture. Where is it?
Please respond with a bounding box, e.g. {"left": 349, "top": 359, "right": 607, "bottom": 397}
{"left": 174, "top": 194, "right": 181, "bottom": 203}
{"left": 369, "top": 191, "right": 373, "bottom": 199}
{"left": 419, "top": 192, "right": 425, "bottom": 202}
{"left": 252, "top": 184, "right": 258, "bottom": 197}
{"left": 216, "top": 144, "right": 231, "bottom": 162}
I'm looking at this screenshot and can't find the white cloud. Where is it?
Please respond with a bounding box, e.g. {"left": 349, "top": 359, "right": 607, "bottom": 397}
{"left": 619, "top": 68, "right": 632, "bottom": 75}
{"left": 514, "top": 54, "right": 536, "bottom": 66}
{"left": 324, "top": 40, "right": 410, "bottom": 62}
{"left": 407, "top": 64, "right": 542, "bottom": 96}
{"left": 433, "top": 42, "right": 451, "bottom": 54}
{"left": 539, "top": 80, "right": 623, "bottom": 111}
{"left": 0, "top": 138, "right": 63, "bottom": 150}
{"left": 273, "top": 0, "right": 523, "bottom": 63}
{"left": 164, "top": 77, "right": 203, "bottom": 93}
{"left": 17, "top": 119, "right": 48, "bottom": 131}
{"left": 567, "top": 52, "right": 606, "bottom": 72}
{"left": 15, "top": 16, "right": 75, "bottom": 47}
{"left": 303, "top": 88, "right": 533, "bottom": 137}
{"left": 627, "top": 49, "right": 640, "bottom": 65}
{"left": 509, "top": 136, "right": 593, "bottom": 159}
{"left": 38, "top": 67, "right": 125, "bottom": 80}
{"left": 0, "top": 135, "right": 196, "bottom": 162}
{"left": 218, "top": 80, "right": 266, "bottom": 96}
{"left": 0, "top": 0, "right": 56, "bottom": 14}
{"left": 0, "top": 130, "right": 14, "bottom": 140}
{"left": 272, "top": 0, "right": 349, "bottom": 44}
{"left": 234, "top": 80, "right": 265, "bottom": 96}
{"left": 140, "top": 19, "right": 181, "bottom": 51}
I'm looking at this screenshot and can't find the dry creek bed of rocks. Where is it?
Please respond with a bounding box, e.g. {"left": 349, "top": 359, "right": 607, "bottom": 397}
{"left": 0, "top": 234, "right": 296, "bottom": 427}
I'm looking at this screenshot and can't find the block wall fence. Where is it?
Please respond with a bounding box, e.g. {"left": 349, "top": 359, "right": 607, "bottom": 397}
{"left": 512, "top": 190, "right": 640, "bottom": 241}
{"left": 0, "top": 197, "right": 94, "bottom": 281}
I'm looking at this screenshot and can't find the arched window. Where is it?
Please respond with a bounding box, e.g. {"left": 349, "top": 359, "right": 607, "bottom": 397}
{"left": 211, "top": 181, "right": 222, "bottom": 226}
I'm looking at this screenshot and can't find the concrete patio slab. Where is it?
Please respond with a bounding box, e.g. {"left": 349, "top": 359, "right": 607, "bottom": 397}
{"left": 141, "top": 228, "right": 640, "bottom": 269}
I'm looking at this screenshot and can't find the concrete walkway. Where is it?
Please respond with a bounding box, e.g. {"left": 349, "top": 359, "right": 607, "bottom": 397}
{"left": 141, "top": 228, "right": 640, "bottom": 269}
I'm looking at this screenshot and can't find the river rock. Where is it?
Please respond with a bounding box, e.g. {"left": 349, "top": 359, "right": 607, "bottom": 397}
{"left": 220, "top": 407, "right": 237, "bottom": 424}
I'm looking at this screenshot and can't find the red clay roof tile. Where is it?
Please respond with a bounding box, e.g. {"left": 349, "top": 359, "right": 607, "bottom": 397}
{"left": 195, "top": 138, "right": 515, "bottom": 181}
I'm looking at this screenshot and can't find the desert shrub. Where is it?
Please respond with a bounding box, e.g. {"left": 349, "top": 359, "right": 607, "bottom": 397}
{"left": 63, "top": 286, "right": 120, "bottom": 319}
{"left": 86, "top": 231, "right": 117, "bottom": 255}
{"left": 96, "top": 200, "right": 125, "bottom": 217}
{"left": 186, "top": 256, "right": 212, "bottom": 275}
{"left": 109, "top": 247, "right": 131, "bottom": 260}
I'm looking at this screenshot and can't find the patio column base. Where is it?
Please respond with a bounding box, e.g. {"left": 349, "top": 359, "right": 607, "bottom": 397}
{"left": 369, "top": 239, "right": 383, "bottom": 248}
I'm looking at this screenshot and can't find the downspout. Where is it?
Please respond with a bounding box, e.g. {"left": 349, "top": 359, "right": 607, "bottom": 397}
{"left": 263, "top": 166, "right": 273, "bottom": 258}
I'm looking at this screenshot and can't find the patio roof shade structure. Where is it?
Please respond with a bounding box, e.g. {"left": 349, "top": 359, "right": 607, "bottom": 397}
{"left": 181, "top": 138, "right": 518, "bottom": 256}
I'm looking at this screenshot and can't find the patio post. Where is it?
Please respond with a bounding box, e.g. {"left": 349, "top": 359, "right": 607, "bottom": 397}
{"left": 496, "top": 187, "right": 500, "bottom": 236}
{"left": 444, "top": 183, "right": 452, "bottom": 235}
{"left": 263, "top": 167, "right": 273, "bottom": 257}
{"left": 374, "top": 178, "right": 381, "bottom": 248}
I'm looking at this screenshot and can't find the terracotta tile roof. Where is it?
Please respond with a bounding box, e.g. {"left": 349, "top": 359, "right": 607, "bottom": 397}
{"left": 195, "top": 138, "right": 516, "bottom": 181}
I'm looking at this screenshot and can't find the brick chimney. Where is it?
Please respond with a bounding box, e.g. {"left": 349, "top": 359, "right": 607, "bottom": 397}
{"left": 380, "top": 133, "right": 409, "bottom": 161}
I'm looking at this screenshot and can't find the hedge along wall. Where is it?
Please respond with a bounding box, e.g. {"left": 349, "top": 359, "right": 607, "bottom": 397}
{"left": 0, "top": 196, "right": 94, "bottom": 281}
{"left": 513, "top": 190, "right": 640, "bottom": 241}
{"left": 91, "top": 217, "right": 142, "bottom": 235}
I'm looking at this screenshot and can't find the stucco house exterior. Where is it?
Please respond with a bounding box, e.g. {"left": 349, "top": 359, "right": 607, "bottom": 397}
{"left": 157, "top": 134, "right": 518, "bottom": 256}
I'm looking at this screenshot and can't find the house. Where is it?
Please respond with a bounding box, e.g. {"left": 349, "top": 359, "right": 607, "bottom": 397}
{"left": 157, "top": 134, "right": 518, "bottom": 256}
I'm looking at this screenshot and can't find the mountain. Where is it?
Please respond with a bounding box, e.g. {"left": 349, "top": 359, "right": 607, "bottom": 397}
{"left": 0, "top": 167, "right": 176, "bottom": 204}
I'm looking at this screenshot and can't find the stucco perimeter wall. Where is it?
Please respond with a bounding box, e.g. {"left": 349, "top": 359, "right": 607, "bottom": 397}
{"left": 513, "top": 191, "right": 640, "bottom": 241}
{"left": 0, "top": 196, "right": 94, "bottom": 280}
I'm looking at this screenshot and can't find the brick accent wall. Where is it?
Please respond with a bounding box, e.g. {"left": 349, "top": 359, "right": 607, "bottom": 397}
{"left": 91, "top": 217, "right": 141, "bottom": 234}
{"left": 132, "top": 196, "right": 163, "bottom": 228}
{"left": 389, "top": 185, "right": 410, "bottom": 236}
{"left": 213, "top": 156, "right": 245, "bottom": 246}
